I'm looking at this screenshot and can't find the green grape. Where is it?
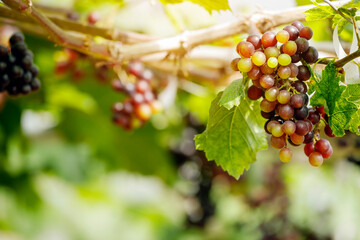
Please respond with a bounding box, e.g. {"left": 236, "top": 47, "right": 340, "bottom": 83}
{"left": 279, "top": 147, "right": 292, "bottom": 163}
{"left": 272, "top": 124, "right": 284, "bottom": 137}
{"left": 265, "top": 87, "right": 279, "bottom": 102}
{"left": 278, "top": 54, "right": 291, "bottom": 66}
{"left": 266, "top": 120, "right": 280, "bottom": 133}
{"left": 264, "top": 47, "right": 280, "bottom": 59}
{"left": 252, "top": 51, "right": 266, "bottom": 66}
{"left": 277, "top": 90, "right": 290, "bottom": 104}
{"left": 237, "top": 58, "right": 253, "bottom": 72}
{"left": 267, "top": 57, "right": 278, "bottom": 68}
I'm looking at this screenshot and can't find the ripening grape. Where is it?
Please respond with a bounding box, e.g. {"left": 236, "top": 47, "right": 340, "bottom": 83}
{"left": 292, "top": 81, "right": 307, "bottom": 93}
{"left": 290, "top": 94, "right": 305, "bottom": 108}
{"left": 291, "top": 21, "right": 304, "bottom": 31}
{"left": 260, "top": 64, "right": 275, "bottom": 74}
{"left": 277, "top": 90, "right": 291, "bottom": 104}
{"left": 264, "top": 47, "right": 280, "bottom": 59}
{"left": 270, "top": 135, "right": 286, "bottom": 149}
{"left": 279, "top": 147, "right": 292, "bottom": 163}
{"left": 302, "top": 46, "right": 318, "bottom": 63}
{"left": 247, "top": 85, "right": 263, "bottom": 100}
{"left": 237, "top": 41, "right": 255, "bottom": 58}
{"left": 247, "top": 66, "right": 262, "bottom": 80}
{"left": 259, "top": 75, "right": 275, "bottom": 89}
{"left": 272, "top": 124, "right": 284, "bottom": 137}
{"left": 290, "top": 133, "right": 304, "bottom": 145}
{"left": 260, "top": 99, "right": 277, "bottom": 113}
{"left": 252, "top": 51, "right": 267, "bottom": 66}
{"left": 266, "top": 120, "right": 280, "bottom": 133}
{"left": 315, "top": 139, "right": 331, "bottom": 153}
{"left": 278, "top": 66, "right": 291, "bottom": 79}
{"left": 265, "top": 87, "right": 279, "bottom": 102}
{"left": 325, "top": 124, "right": 335, "bottom": 137}
{"left": 261, "top": 31, "right": 277, "bottom": 48}
{"left": 267, "top": 57, "right": 278, "bottom": 68}
{"left": 247, "top": 35, "right": 262, "bottom": 49}
{"left": 278, "top": 54, "right": 291, "bottom": 66}
{"left": 304, "top": 142, "right": 315, "bottom": 156}
{"left": 282, "top": 41, "right": 297, "bottom": 56}
{"left": 295, "top": 120, "right": 309, "bottom": 136}
{"left": 297, "top": 65, "right": 311, "bottom": 81}
{"left": 305, "top": 119, "right": 313, "bottom": 132}
{"left": 299, "top": 26, "right": 313, "bottom": 40}
{"left": 283, "top": 25, "right": 299, "bottom": 41}
{"left": 230, "top": 58, "right": 240, "bottom": 71}
{"left": 276, "top": 30, "right": 290, "bottom": 43}
{"left": 295, "top": 37, "right": 309, "bottom": 53}
{"left": 277, "top": 104, "right": 294, "bottom": 120}
{"left": 237, "top": 58, "right": 253, "bottom": 72}
{"left": 294, "top": 106, "right": 309, "bottom": 120}
{"left": 282, "top": 120, "right": 296, "bottom": 135}
{"left": 309, "top": 152, "right": 323, "bottom": 167}
{"left": 261, "top": 111, "right": 275, "bottom": 119}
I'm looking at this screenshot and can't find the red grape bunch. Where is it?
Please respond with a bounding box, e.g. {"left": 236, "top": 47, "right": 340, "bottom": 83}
{"left": 230, "top": 21, "right": 333, "bottom": 167}
{"left": 0, "top": 32, "right": 40, "bottom": 96}
{"left": 111, "top": 61, "right": 162, "bottom": 130}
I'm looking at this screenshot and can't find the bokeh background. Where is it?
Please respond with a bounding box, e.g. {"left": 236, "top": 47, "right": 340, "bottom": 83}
{"left": 1, "top": 0, "right": 360, "bottom": 239}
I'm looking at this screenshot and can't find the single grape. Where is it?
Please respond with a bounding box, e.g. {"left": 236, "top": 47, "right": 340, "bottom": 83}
{"left": 270, "top": 135, "right": 286, "bottom": 149}
{"left": 248, "top": 66, "right": 262, "bottom": 80}
{"left": 277, "top": 104, "right": 294, "bottom": 120}
{"left": 11, "top": 65, "right": 24, "bottom": 79}
{"left": 261, "top": 31, "right": 277, "bottom": 48}
{"left": 267, "top": 57, "right": 278, "bottom": 68}
{"left": 230, "top": 58, "right": 240, "bottom": 71}
{"left": 308, "top": 109, "right": 320, "bottom": 124}
{"left": 247, "top": 35, "right": 262, "bottom": 49}
{"left": 272, "top": 124, "right": 284, "bottom": 137}
{"left": 315, "top": 139, "right": 331, "bottom": 153}
{"left": 282, "top": 41, "right": 297, "bottom": 56}
{"left": 237, "top": 41, "right": 255, "bottom": 58}
{"left": 252, "top": 79, "right": 262, "bottom": 88}
{"left": 282, "top": 120, "right": 296, "bottom": 135}
{"left": 278, "top": 54, "right": 291, "bottom": 66}
{"left": 135, "top": 103, "right": 152, "bottom": 121}
{"left": 283, "top": 25, "right": 299, "bottom": 41}
{"left": 266, "top": 120, "right": 280, "bottom": 133}
{"left": 305, "top": 119, "right": 313, "bottom": 132}
{"left": 9, "top": 32, "right": 25, "bottom": 45}
{"left": 21, "top": 56, "right": 33, "bottom": 70}
{"left": 142, "top": 69, "right": 153, "bottom": 82}
{"left": 150, "top": 100, "right": 163, "bottom": 114}
{"left": 131, "top": 93, "right": 145, "bottom": 106}
{"left": 291, "top": 21, "right": 304, "bottom": 31}
{"left": 135, "top": 80, "right": 150, "bottom": 93}
{"left": 322, "top": 146, "right": 333, "bottom": 158}
{"left": 265, "top": 87, "right": 279, "bottom": 102}
{"left": 295, "top": 120, "right": 309, "bottom": 136}
{"left": 30, "top": 78, "right": 41, "bottom": 91}
{"left": 295, "top": 37, "right": 309, "bottom": 53}
{"left": 276, "top": 30, "right": 290, "bottom": 43}
{"left": 144, "top": 91, "right": 155, "bottom": 103}
{"left": 259, "top": 75, "right": 275, "bottom": 89}
{"left": 279, "top": 147, "right": 292, "bottom": 163}
{"left": 260, "top": 99, "right": 277, "bottom": 113}
{"left": 30, "top": 65, "right": 39, "bottom": 77}
{"left": 23, "top": 71, "right": 32, "bottom": 83}
{"left": 278, "top": 66, "right": 291, "bottom": 79}
{"left": 292, "top": 81, "right": 307, "bottom": 93}
{"left": 309, "top": 152, "right": 323, "bottom": 167}
{"left": 302, "top": 93, "right": 309, "bottom": 105}
{"left": 261, "top": 110, "right": 275, "bottom": 119}
{"left": 290, "top": 94, "right": 304, "bottom": 108}
{"left": 325, "top": 124, "right": 335, "bottom": 137}
{"left": 247, "top": 85, "right": 263, "bottom": 100}
{"left": 238, "top": 58, "right": 253, "bottom": 72}
{"left": 260, "top": 64, "right": 275, "bottom": 74}
{"left": 302, "top": 46, "right": 318, "bottom": 63}
{"left": 294, "top": 106, "right": 309, "bottom": 120}
{"left": 304, "top": 131, "right": 314, "bottom": 143}
{"left": 291, "top": 53, "right": 301, "bottom": 63}
{"left": 299, "top": 26, "right": 313, "bottom": 40}
{"left": 252, "top": 51, "right": 267, "bottom": 66}
{"left": 277, "top": 90, "right": 291, "bottom": 104}
{"left": 11, "top": 42, "right": 27, "bottom": 57}
{"left": 264, "top": 47, "right": 280, "bottom": 59}
{"left": 304, "top": 142, "right": 315, "bottom": 156}
{"left": 290, "top": 133, "right": 304, "bottom": 145}
{"left": 88, "top": 11, "right": 100, "bottom": 24}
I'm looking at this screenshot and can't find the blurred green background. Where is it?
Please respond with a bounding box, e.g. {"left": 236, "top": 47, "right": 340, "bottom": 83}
{"left": 1, "top": 0, "right": 360, "bottom": 240}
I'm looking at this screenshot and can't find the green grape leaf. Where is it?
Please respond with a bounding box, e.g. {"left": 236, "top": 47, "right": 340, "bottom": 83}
{"left": 311, "top": 62, "right": 360, "bottom": 136}
{"left": 195, "top": 93, "right": 268, "bottom": 179}
{"left": 332, "top": 14, "right": 349, "bottom": 33}
{"left": 159, "top": 0, "right": 230, "bottom": 13}
{"left": 219, "top": 79, "right": 245, "bottom": 110}
{"left": 305, "top": 7, "right": 334, "bottom": 21}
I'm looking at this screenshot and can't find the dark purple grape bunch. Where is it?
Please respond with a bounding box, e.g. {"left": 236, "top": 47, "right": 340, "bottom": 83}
{"left": 0, "top": 32, "right": 40, "bottom": 96}
{"left": 111, "top": 61, "right": 162, "bottom": 130}
{"left": 230, "top": 21, "right": 333, "bottom": 166}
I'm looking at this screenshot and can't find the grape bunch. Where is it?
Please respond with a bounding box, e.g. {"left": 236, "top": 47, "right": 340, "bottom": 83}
{"left": 0, "top": 32, "right": 40, "bottom": 96}
{"left": 230, "top": 21, "right": 333, "bottom": 166}
{"left": 111, "top": 62, "right": 162, "bottom": 130}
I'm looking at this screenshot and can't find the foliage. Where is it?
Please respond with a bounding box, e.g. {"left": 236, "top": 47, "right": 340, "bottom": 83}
{"left": 159, "top": 0, "right": 231, "bottom": 13}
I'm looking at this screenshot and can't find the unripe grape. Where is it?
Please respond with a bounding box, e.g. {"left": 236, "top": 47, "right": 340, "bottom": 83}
{"left": 283, "top": 25, "right": 299, "bottom": 41}
{"left": 276, "top": 30, "right": 290, "bottom": 43}
{"left": 278, "top": 54, "right": 291, "bottom": 66}
{"left": 260, "top": 99, "right": 277, "bottom": 113}
{"left": 267, "top": 57, "right": 278, "bottom": 68}
{"left": 272, "top": 124, "right": 284, "bottom": 137}
{"left": 309, "top": 152, "right": 323, "bottom": 167}
{"left": 230, "top": 58, "right": 240, "bottom": 71}
{"left": 247, "top": 85, "right": 263, "bottom": 100}
{"left": 282, "top": 120, "right": 296, "bottom": 135}
{"left": 277, "top": 104, "right": 294, "bottom": 120}
{"left": 259, "top": 75, "right": 275, "bottom": 89}
{"left": 282, "top": 41, "right": 297, "bottom": 56}
{"left": 247, "top": 66, "right": 262, "bottom": 80}
{"left": 291, "top": 21, "right": 304, "bottom": 31}
{"left": 299, "top": 26, "right": 313, "bottom": 40}
{"left": 261, "top": 31, "right": 277, "bottom": 48}
{"left": 278, "top": 66, "right": 291, "bottom": 79}
{"left": 277, "top": 90, "right": 291, "bottom": 104}
{"left": 252, "top": 51, "right": 267, "bottom": 66}
{"left": 237, "top": 41, "right": 255, "bottom": 58}
{"left": 247, "top": 35, "right": 262, "bottom": 49}
{"left": 265, "top": 87, "right": 279, "bottom": 102}
{"left": 279, "top": 147, "right": 292, "bottom": 163}
{"left": 295, "top": 37, "right": 309, "bottom": 53}
{"left": 270, "top": 135, "right": 286, "bottom": 149}
{"left": 237, "top": 58, "right": 253, "bottom": 72}
{"left": 304, "top": 142, "right": 315, "bottom": 156}
{"left": 290, "top": 133, "right": 304, "bottom": 145}
{"left": 295, "top": 120, "right": 309, "bottom": 136}
{"left": 260, "top": 64, "right": 275, "bottom": 75}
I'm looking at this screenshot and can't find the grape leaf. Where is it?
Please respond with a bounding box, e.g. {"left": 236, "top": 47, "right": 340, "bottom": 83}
{"left": 219, "top": 79, "right": 245, "bottom": 110}
{"left": 159, "top": 0, "right": 230, "bottom": 13}
{"left": 310, "top": 62, "right": 360, "bottom": 136}
{"left": 305, "top": 7, "right": 335, "bottom": 21}
{"left": 195, "top": 93, "right": 268, "bottom": 179}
